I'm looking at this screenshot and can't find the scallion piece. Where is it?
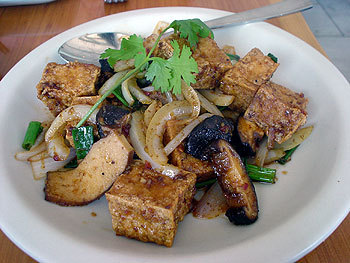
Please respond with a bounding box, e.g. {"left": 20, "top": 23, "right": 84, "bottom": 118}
{"left": 112, "top": 86, "right": 129, "bottom": 107}
{"left": 278, "top": 145, "right": 299, "bottom": 165}
{"left": 226, "top": 53, "right": 240, "bottom": 61}
{"left": 246, "top": 163, "right": 276, "bottom": 184}
{"left": 22, "top": 121, "right": 43, "bottom": 150}
{"left": 72, "top": 126, "right": 94, "bottom": 160}
{"left": 195, "top": 178, "right": 217, "bottom": 188}
{"left": 267, "top": 53, "right": 278, "bottom": 63}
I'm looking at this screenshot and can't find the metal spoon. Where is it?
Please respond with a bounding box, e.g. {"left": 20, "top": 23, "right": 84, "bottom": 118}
{"left": 58, "top": 0, "right": 312, "bottom": 66}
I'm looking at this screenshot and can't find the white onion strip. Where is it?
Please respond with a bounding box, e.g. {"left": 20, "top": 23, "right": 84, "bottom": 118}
{"left": 164, "top": 113, "right": 213, "bottom": 156}
{"left": 130, "top": 111, "right": 179, "bottom": 177}
{"left": 255, "top": 137, "right": 269, "bottom": 167}
{"left": 121, "top": 76, "right": 135, "bottom": 106}
{"left": 274, "top": 126, "right": 314, "bottom": 151}
{"left": 45, "top": 104, "right": 98, "bottom": 161}
{"left": 15, "top": 141, "right": 47, "bottom": 161}
{"left": 195, "top": 90, "right": 223, "bottom": 117}
{"left": 199, "top": 89, "right": 234, "bottom": 106}
{"left": 182, "top": 81, "right": 200, "bottom": 121}
{"left": 98, "top": 70, "right": 128, "bottom": 95}
{"left": 128, "top": 77, "right": 153, "bottom": 104}
{"left": 146, "top": 100, "right": 192, "bottom": 165}
{"left": 144, "top": 100, "right": 161, "bottom": 128}
{"left": 30, "top": 149, "right": 76, "bottom": 180}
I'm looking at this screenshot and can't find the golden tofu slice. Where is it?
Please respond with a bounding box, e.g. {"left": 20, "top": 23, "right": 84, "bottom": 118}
{"left": 36, "top": 62, "right": 100, "bottom": 116}
{"left": 45, "top": 132, "right": 133, "bottom": 206}
{"left": 164, "top": 119, "right": 215, "bottom": 182}
{"left": 191, "top": 37, "right": 233, "bottom": 90}
{"left": 220, "top": 48, "right": 279, "bottom": 113}
{"left": 244, "top": 82, "right": 308, "bottom": 145}
{"left": 105, "top": 161, "right": 196, "bottom": 247}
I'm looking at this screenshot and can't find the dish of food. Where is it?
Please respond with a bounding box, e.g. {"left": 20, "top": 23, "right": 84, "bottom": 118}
{"left": 0, "top": 7, "right": 349, "bottom": 263}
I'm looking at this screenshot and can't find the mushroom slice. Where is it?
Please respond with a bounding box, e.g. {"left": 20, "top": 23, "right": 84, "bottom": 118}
{"left": 44, "top": 132, "right": 134, "bottom": 206}
{"left": 209, "top": 139, "right": 258, "bottom": 225}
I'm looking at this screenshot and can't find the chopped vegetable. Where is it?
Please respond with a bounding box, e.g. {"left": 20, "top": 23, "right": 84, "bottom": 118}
{"left": 72, "top": 126, "right": 94, "bottom": 160}
{"left": 278, "top": 145, "right": 299, "bottom": 165}
{"left": 64, "top": 158, "right": 78, "bottom": 168}
{"left": 245, "top": 163, "right": 276, "bottom": 184}
{"left": 22, "top": 121, "right": 43, "bottom": 150}
{"left": 226, "top": 53, "right": 240, "bottom": 61}
{"left": 267, "top": 53, "right": 278, "bottom": 63}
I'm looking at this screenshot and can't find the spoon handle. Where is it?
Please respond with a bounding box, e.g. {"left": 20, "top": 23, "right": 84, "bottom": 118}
{"left": 205, "top": 0, "right": 312, "bottom": 29}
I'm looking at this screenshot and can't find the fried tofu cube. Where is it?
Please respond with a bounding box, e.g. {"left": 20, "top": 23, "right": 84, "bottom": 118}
{"left": 36, "top": 62, "right": 100, "bottom": 116}
{"left": 105, "top": 161, "right": 196, "bottom": 247}
{"left": 244, "top": 82, "right": 308, "bottom": 145}
{"left": 220, "top": 48, "right": 279, "bottom": 113}
{"left": 191, "top": 37, "right": 233, "bottom": 90}
{"left": 164, "top": 120, "right": 215, "bottom": 182}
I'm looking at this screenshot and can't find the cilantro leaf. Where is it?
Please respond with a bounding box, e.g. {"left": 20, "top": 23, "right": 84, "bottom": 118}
{"left": 169, "top": 18, "right": 213, "bottom": 47}
{"left": 100, "top": 34, "right": 146, "bottom": 68}
{"left": 146, "top": 40, "right": 198, "bottom": 95}
{"left": 145, "top": 57, "right": 172, "bottom": 93}
{"left": 167, "top": 41, "right": 198, "bottom": 94}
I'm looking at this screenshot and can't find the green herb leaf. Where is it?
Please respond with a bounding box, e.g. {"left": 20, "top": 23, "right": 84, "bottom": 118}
{"left": 145, "top": 57, "right": 172, "bottom": 93}
{"left": 100, "top": 34, "right": 146, "bottom": 68}
{"left": 226, "top": 53, "right": 240, "bottom": 61}
{"left": 169, "top": 18, "right": 213, "bottom": 47}
{"left": 167, "top": 41, "right": 198, "bottom": 94}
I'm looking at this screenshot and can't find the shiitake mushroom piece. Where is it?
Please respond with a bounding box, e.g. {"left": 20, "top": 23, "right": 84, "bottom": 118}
{"left": 184, "top": 115, "right": 234, "bottom": 160}
{"left": 208, "top": 139, "right": 258, "bottom": 225}
{"left": 96, "top": 104, "right": 131, "bottom": 138}
{"left": 234, "top": 116, "right": 264, "bottom": 157}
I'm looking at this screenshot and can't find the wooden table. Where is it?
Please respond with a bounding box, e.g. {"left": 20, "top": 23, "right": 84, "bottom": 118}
{"left": 0, "top": 0, "right": 349, "bottom": 262}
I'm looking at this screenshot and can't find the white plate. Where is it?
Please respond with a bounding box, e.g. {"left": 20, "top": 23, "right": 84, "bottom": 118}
{"left": 0, "top": 7, "right": 349, "bottom": 263}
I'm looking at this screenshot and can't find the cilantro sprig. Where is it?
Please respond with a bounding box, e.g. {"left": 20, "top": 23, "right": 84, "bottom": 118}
{"left": 77, "top": 18, "right": 212, "bottom": 128}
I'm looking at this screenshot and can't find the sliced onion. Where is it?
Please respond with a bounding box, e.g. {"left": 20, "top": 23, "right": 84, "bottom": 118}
{"left": 255, "top": 136, "right": 268, "bottom": 167}
{"left": 45, "top": 104, "right": 98, "bottom": 161}
{"left": 98, "top": 70, "right": 129, "bottom": 96}
{"left": 121, "top": 76, "right": 135, "bottom": 106}
{"left": 130, "top": 111, "right": 180, "bottom": 177}
{"left": 113, "top": 59, "right": 135, "bottom": 72}
{"left": 274, "top": 126, "right": 314, "bottom": 151}
{"left": 195, "top": 90, "right": 223, "bottom": 117}
{"left": 182, "top": 81, "right": 200, "bottom": 121}
{"left": 199, "top": 89, "right": 234, "bottom": 106}
{"left": 164, "top": 113, "right": 213, "bottom": 156}
{"left": 146, "top": 100, "right": 192, "bottom": 165}
{"left": 192, "top": 182, "right": 228, "bottom": 219}
{"left": 165, "top": 91, "right": 173, "bottom": 103}
{"left": 30, "top": 149, "right": 76, "bottom": 180}
{"left": 175, "top": 93, "right": 184, "bottom": 101}
{"left": 28, "top": 150, "right": 50, "bottom": 162}
{"left": 142, "top": 86, "right": 155, "bottom": 92}
{"left": 15, "top": 141, "right": 47, "bottom": 161}
{"left": 127, "top": 77, "right": 153, "bottom": 104}
{"left": 144, "top": 100, "right": 162, "bottom": 128}
{"left": 264, "top": 149, "right": 286, "bottom": 165}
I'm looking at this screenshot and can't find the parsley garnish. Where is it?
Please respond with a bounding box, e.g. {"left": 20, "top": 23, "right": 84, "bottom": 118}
{"left": 77, "top": 18, "right": 212, "bottom": 128}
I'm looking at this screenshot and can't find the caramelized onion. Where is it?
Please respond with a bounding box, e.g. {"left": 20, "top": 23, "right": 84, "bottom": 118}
{"left": 146, "top": 100, "right": 192, "bottom": 165}
{"left": 199, "top": 89, "right": 234, "bottom": 106}
{"left": 182, "top": 81, "right": 200, "bottom": 121}
{"left": 195, "top": 90, "right": 223, "bottom": 117}
{"left": 193, "top": 182, "right": 228, "bottom": 219}
{"left": 98, "top": 70, "right": 128, "bottom": 96}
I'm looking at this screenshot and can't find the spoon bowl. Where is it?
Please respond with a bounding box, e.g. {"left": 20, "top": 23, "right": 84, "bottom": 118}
{"left": 58, "top": 0, "right": 312, "bottom": 65}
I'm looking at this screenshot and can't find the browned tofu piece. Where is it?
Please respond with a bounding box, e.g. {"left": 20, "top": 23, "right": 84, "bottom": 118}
{"left": 36, "top": 62, "right": 100, "bottom": 116}
{"left": 164, "top": 120, "right": 215, "bottom": 182}
{"left": 191, "top": 37, "right": 233, "bottom": 90}
{"left": 105, "top": 161, "right": 196, "bottom": 247}
{"left": 244, "top": 82, "right": 308, "bottom": 145}
{"left": 220, "top": 48, "right": 279, "bottom": 113}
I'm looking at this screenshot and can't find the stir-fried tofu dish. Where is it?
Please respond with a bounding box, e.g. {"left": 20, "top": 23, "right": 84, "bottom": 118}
{"left": 16, "top": 19, "right": 313, "bottom": 247}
